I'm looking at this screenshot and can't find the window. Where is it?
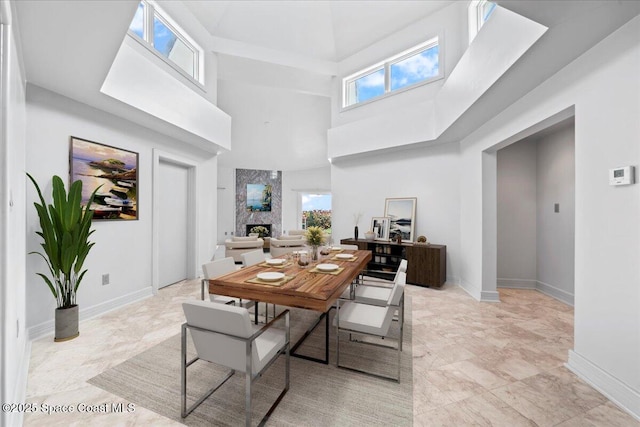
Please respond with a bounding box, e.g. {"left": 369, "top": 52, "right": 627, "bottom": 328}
{"left": 128, "top": 0, "right": 203, "bottom": 83}
{"left": 300, "top": 193, "right": 332, "bottom": 233}
{"left": 343, "top": 37, "right": 441, "bottom": 108}
{"left": 469, "top": 0, "right": 497, "bottom": 44}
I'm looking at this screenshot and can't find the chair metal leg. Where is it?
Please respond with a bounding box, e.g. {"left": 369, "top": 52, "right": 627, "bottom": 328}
{"left": 181, "top": 324, "right": 235, "bottom": 418}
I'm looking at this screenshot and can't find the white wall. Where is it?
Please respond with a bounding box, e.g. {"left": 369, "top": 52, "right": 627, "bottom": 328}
{"left": 460, "top": 16, "right": 640, "bottom": 417}
{"left": 1, "top": 5, "right": 28, "bottom": 425}
{"left": 25, "top": 85, "right": 218, "bottom": 334}
{"left": 536, "top": 124, "right": 575, "bottom": 301}
{"left": 281, "top": 166, "right": 331, "bottom": 233}
{"left": 497, "top": 122, "right": 576, "bottom": 305}
{"left": 216, "top": 79, "right": 331, "bottom": 172}
{"left": 331, "top": 143, "right": 461, "bottom": 283}
{"left": 497, "top": 139, "right": 537, "bottom": 284}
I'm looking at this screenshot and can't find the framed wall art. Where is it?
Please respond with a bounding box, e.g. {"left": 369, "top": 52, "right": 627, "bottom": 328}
{"left": 246, "top": 183, "right": 272, "bottom": 212}
{"left": 384, "top": 197, "right": 416, "bottom": 242}
{"left": 70, "top": 136, "right": 138, "bottom": 220}
{"left": 371, "top": 216, "right": 391, "bottom": 241}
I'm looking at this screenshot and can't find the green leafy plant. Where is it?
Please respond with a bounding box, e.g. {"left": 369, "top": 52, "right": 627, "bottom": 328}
{"left": 27, "top": 173, "right": 99, "bottom": 308}
{"left": 305, "top": 226, "right": 325, "bottom": 247}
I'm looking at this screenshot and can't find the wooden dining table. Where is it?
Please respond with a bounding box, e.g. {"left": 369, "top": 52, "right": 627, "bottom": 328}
{"left": 208, "top": 249, "right": 372, "bottom": 363}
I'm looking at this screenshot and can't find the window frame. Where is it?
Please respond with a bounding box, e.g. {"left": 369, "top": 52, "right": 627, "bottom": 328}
{"left": 468, "top": 0, "right": 497, "bottom": 45}
{"left": 342, "top": 36, "right": 442, "bottom": 110}
{"left": 127, "top": 0, "right": 204, "bottom": 86}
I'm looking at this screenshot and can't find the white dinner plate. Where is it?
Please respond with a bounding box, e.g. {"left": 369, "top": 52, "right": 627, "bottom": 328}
{"left": 316, "top": 263, "right": 339, "bottom": 272}
{"left": 335, "top": 253, "right": 354, "bottom": 259}
{"left": 266, "top": 259, "right": 285, "bottom": 265}
{"left": 293, "top": 250, "right": 308, "bottom": 255}
{"left": 257, "top": 272, "right": 285, "bottom": 282}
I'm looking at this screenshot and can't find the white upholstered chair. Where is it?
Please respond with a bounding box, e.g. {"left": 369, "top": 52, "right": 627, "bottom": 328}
{"left": 269, "top": 234, "right": 306, "bottom": 257}
{"left": 181, "top": 301, "right": 290, "bottom": 426}
{"left": 336, "top": 244, "right": 359, "bottom": 250}
{"left": 241, "top": 249, "right": 265, "bottom": 267}
{"left": 225, "top": 236, "right": 264, "bottom": 263}
{"left": 355, "top": 259, "right": 408, "bottom": 305}
{"left": 335, "top": 272, "right": 406, "bottom": 382}
{"left": 202, "top": 257, "right": 255, "bottom": 311}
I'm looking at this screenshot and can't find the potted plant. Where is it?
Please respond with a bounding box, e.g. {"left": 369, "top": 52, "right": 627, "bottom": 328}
{"left": 305, "top": 226, "right": 326, "bottom": 261}
{"left": 27, "top": 173, "right": 99, "bottom": 342}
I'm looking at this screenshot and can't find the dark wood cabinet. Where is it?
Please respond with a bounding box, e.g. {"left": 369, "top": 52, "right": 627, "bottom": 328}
{"left": 340, "top": 238, "right": 446, "bottom": 288}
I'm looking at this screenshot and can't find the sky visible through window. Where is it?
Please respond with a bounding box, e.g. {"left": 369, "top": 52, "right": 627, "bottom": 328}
{"left": 302, "top": 194, "right": 331, "bottom": 211}
{"left": 349, "top": 41, "right": 440, "bottom": 105}
{"left": 153, "top": 17, "right": 178, "bottom": 58}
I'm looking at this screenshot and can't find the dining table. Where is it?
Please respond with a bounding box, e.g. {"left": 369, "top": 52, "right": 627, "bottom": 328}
{"left": 208, "top": 249, "right": 372, "bottom": 364}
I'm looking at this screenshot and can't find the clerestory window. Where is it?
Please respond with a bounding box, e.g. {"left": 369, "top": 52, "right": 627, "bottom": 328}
{"left": 128, "top": 0, "right": 203, "bottom": 84}
{"left": 342, "top": 37, "right": 441, "bottom": 108}
{"left": 469, "top": 0, "right": 497, "bottom": 44}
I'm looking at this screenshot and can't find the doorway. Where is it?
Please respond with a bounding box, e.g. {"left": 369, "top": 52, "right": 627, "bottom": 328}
{"left": 496, "top": 118, "right": 575, "bottom": 305}
{"left": 152, "top": 150, "right": 197, "bottom": 293}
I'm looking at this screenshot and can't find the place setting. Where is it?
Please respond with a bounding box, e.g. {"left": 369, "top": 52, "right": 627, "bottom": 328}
{"left": 258, "top": 258, "right": 291, "bottom": 269}
{"left": 330, "top": 252, "right": 359, "bottom": 262}
{"left": 246, "top": 271, "right": 294, "bottom": 286}
{"left": 309, "top": 263, "right": 344, "bottom": 275}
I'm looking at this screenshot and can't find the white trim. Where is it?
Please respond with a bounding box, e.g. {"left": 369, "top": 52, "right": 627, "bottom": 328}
{"left": 497, "top": 278, "right": 574, "bottom": 306}
{"left": 1, "top": 18, "right": 10, "bottom": 427}
{"left": 567, "top": 350, "right": 640, "bottom": 421}
{"left": 27, "top": 287, "right": 153, "bottom": 341}
{"left": 342, "top": 35, "right": 443, "bottom": 109}
{"left": 497, "top": 278, "right": 537, "bottom": 289}
{"left": 152, "top": 150, "right": 198, "bottom": 295}
{"left": 459, "top": 277, "right": 482, "bottom": 300}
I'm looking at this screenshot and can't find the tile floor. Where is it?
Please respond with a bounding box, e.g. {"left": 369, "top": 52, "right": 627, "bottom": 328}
{"left": 23, "top": 280, "right": 638, "bottom": 426}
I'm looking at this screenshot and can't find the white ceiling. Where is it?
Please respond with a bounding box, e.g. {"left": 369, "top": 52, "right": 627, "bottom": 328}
{"left": 13, "top": 0, "right": 640, "bottom": 169}
{"left": 183, "top": 0, "right": 453, "bottom": 62}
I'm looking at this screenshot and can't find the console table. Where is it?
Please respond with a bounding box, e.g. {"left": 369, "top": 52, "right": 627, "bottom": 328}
{"left": 340, "top": 238, "right": 446, "bottom": 288}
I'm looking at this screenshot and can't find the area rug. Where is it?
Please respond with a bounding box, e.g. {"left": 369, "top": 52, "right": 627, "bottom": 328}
{"left": 89, "top": 298, "right": 413, "bottom": 426}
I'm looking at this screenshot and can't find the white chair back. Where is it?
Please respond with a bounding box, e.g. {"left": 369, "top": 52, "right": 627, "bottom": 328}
{"left": 387, "top": 272, "right": 406, "bottom": 306}
{"left": 203, "top": 257, "right": 236, "bottom": 279}
{"left": 242, "top": 249, "right": 265, "bottom": 267}
{"left": 338, "top": 244, "right": 359, "bottom": 250}
{"left": 183, "top": 301, "right": 255, "bottom": 372}
{"left": 393, "top": 259, "right": 408, "bottom": 282}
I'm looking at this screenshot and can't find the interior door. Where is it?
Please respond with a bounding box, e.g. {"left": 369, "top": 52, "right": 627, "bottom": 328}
{"left": 158, "top": 160, "right": 189, "bottom": 288}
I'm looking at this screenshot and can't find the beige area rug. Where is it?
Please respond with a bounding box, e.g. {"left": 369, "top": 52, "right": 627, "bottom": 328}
{"left": 89, "top": 298, "right": 413, "bottom": 426}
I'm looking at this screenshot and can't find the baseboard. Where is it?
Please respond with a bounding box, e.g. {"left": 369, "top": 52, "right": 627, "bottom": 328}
{"left": 28, "top": 286, "right": 153, "bottom": 341}
{"left": 567, "top": 350, "right": 640, "bottom": 421}
{"left": 480, "top": 290, "right": 501, "bottom": 302}
{"left": 498, "top": 278, "right": 574, "bottom": 306}
{"left": 458, "top": 277, "right": 482, "bottom": 301}
{"left": 497, "top": 278, "right": 537, "bottom": 289}
{"left": 536, "top": 280, "right": 574, "bottom": 306}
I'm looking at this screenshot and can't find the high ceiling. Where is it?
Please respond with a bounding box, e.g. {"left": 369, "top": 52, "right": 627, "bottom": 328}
{"left": 183, "top": 1, "right": 453, "bottom": 62}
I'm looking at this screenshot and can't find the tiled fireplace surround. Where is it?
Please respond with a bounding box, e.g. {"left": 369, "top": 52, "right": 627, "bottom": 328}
{"left": 235, "top": 169, "right": 282, "bottom": 237}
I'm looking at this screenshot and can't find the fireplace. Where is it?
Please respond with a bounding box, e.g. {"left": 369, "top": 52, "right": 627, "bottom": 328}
{"left": 246, "top": 224, "right": 271, "bottom": 237}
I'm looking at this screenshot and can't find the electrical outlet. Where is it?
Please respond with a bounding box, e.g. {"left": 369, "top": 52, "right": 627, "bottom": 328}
{"left": 102, "top": 274, "right": 110, "bottom": 286}
{"left": 17, "top": 319, "right": 19, "bottom": 338}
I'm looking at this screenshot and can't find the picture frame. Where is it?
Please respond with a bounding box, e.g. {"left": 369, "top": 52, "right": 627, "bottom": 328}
{"left": 246, "top": 183, "right": 272, "bottom": 212}
{"left": 371, "top": 216, "right": 391, "bottom": 241}
{"left": 384, "top": 197, "right": 416, "bottom": 242}
{"left": 69, "top": 136, "right": 138, "bottom": 220}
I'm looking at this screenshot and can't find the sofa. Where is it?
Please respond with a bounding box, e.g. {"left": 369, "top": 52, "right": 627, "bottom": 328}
{"left": 269, "top": 233, "right": 306, "bottom": 257}
{"left": 224, "top": 236, "right": 264, "bottom": 263}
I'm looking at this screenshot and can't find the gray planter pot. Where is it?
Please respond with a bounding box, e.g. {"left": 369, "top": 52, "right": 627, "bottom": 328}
{"left": 54, "top": 305, "right": 79, "bottom": 342}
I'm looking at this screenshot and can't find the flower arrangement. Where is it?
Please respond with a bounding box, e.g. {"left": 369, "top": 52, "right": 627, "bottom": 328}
{"left": 305, "top": 226, "right": 325, "bottom": 247}
{"left": 250, "top": 225, "right": 269, "bottom": 238}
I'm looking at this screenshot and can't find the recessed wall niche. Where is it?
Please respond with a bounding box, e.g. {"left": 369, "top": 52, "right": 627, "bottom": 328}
{"left": 235, "top": 169, "right": 282, "bottom": 237}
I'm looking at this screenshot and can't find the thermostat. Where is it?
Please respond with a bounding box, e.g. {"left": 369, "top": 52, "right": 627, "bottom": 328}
{"left": 609, "top": 166, "right": 635, "bottom": 186}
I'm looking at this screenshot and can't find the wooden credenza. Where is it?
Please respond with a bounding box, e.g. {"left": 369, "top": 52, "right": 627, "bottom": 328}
{"left": 340, "top": 238, "right": 446, "bottom": 288}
